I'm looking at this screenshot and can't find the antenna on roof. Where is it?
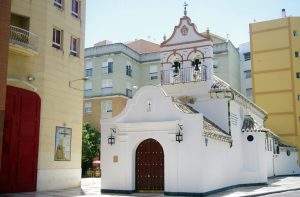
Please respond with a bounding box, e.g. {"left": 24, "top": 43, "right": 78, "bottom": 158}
{"left": 184, "top": 1, "right": 188, "bottom": 16}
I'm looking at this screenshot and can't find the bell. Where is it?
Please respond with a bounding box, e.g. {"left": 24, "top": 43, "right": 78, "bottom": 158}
{"left": 172, "top": 61, "right": 181, "bottom": 76}
{"left": 192, "top": 59, "right": 201, "bottom": 71}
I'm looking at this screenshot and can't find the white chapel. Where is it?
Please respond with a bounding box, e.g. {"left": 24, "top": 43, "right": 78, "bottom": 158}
{"left": 100, "top": 8, "right": 300, "bottom": 196}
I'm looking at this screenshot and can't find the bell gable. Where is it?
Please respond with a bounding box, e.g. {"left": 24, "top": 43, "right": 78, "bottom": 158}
{"left": 161, "top": 16, "right": 210, "bottom": 47}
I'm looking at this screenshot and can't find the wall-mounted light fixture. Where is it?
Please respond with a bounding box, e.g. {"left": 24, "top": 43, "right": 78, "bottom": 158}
{"left": 176, "top": 123, "right": 183, "bottom": 143}
{"left": 108, "top": 133, "right": 115, "bottom": 146}
{"left": 108, "top": 128, "right": 116, "bottom": 145}
{"left": 27, "top": 75, "right": 35, "bottom": 82}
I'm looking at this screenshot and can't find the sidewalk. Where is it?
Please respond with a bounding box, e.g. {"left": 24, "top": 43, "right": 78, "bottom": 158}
{"left": 2, "top": 176, "right": 300, "bottom": 197}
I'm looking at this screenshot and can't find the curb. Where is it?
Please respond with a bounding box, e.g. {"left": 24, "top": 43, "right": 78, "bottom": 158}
{"left": 244, "top": 187, "right": 300, "bottom": 197}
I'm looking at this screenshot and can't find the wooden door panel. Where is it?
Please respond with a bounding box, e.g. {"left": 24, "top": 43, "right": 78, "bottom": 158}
{"left": 136, "top": 139, "right": 164, "bottom": 191}
{"left": 0, "top": 86, "right": 40, "bottom": 193}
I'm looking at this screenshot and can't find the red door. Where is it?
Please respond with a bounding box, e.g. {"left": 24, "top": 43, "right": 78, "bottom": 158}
{"left": 0, "top": 86, "right": 41, "bottom": 193}
{"left": 136, "top": 139, "right": 164, "bottom": 191}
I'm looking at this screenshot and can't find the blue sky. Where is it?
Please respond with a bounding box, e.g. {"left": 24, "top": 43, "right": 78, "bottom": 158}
{"left": 85, "top": 0, "right": 300, "bottom": 48}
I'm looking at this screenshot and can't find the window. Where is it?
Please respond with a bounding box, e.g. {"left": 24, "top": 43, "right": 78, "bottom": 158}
{"left": 52, "top": 28, "right": 63, "bottom": 49}
{"left": 84, "top": 102, "right": 92, "bottom": 113}
{"left": 247, "top": 135, "right": 254, "bottom": 142}
{"left": 102, "top": 61, "right": 113, "bottom": 74}
{"left": 85, "top": 68, "right": 93, "bottom": 77}
{"left": 246, "top": 88, "right": 252, "bottom": 98}
{"left": 71, "top": 0, "right": 80, "bottom": 18}
{"left": 70, "top": 37, "right": 79, "bottom": 56}
{"left": 298, "top": 95, "right": 300, "bottom": 101}
{"left": 296, "top": 72, "right": 300, "bottom": 78}
{"left": 126, "top": 65, "right": 132, "bottom": 77}
{"left": 244, "top": 70, "right": 252, "bottom": 79}
{"left": 101, "top": 100, "right": 112, "bottom": 119}
{"left": 54, "top": 0, "right": 63, "bottom": 9}
{"left": 243, "top": 52, "right": 251, "bottom": 61}
{"left": 84, "top": 80, "right": 92, "bottom": 91}
{"left": 108, "top": 62, "right": 113, "bottom": 74}
{"left": 149, "top": 65, "right": 158, "bottom": 80}
{"left": 101, "top": 79, "right": 113, "bottom": 95}
{"left": 295, "top": 51, "right": 299, "bottom": 58}
{"left": 126, "top": 88, "right": 133, "bottom": 98}
{"left": 293, "top": 31, "right": 298, "bottom": 37}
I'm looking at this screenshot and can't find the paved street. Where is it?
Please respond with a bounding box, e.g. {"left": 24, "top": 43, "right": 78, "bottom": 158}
{"left": 2, "top": 176, "right": 300, "bottom": 197}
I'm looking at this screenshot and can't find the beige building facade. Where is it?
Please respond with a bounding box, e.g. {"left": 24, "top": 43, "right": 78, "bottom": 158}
{"left": 1, "top": 0, "right": 86, "bottom": 192}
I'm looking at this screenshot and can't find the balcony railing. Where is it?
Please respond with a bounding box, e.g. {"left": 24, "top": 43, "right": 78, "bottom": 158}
{"left": 9, "top": 25, "right": 39, "bottom": 53}
{"left": 161, "top": 66, "right": 207, "bottom": 85}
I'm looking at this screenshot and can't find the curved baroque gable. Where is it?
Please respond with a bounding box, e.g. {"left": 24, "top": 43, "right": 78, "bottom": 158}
{"left": 161, "top": 16, "right": 210, "bottom": 47}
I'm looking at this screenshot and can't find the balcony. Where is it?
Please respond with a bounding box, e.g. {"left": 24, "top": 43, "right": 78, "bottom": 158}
{"left": 9, "top": 25, "right": 39, "bottom": 56}
{"left": 160, "top": 66, "right": 211, "bottom": 97}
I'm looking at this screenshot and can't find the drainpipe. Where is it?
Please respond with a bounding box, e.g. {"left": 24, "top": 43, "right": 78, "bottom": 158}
{"left": 225, "top": 90, "right": 235, "bottom": 136}
{"left": 0, "top": 0, "right": 11, "bottom": 170}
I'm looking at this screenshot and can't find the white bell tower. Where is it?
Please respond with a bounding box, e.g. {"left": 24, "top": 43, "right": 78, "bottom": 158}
{"left": 160, "top": 3, "right": 214, "bottom": 97}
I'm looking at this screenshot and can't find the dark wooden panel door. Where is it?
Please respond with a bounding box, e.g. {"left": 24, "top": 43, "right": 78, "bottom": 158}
{"left": 136, "top": 139, "right": 164, "bottom": 191}
{"left": 0, "top": 86, "right": 41, "bottom": 193}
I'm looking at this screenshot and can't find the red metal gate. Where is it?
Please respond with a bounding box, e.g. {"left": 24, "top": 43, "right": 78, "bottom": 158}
{"left": 136, "top": 139, "right": 164, "bottom": 191}
{"left": 0, "top": 86, "right": 41, "bottom": 193}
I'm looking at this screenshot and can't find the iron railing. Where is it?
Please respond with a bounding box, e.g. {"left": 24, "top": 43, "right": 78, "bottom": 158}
{"left": 161, "top": 66, "right": 207, "bottom": 85}
{"left": 9, "top": 25, "right": 39, "bottom": 52}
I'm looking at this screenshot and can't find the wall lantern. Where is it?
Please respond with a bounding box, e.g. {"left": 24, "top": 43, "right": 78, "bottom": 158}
{"left": 176, "top": 124, "right": 183, "bottom": 143}
{"left": 205, "top": 138, "right": 208, "bottom": 146}
{"left": 108, "top": 128, "right": 116, "bottom": 146}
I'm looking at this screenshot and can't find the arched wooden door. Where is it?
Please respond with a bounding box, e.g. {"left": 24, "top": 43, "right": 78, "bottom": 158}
{"left": 136, "top": 139, "right": 164, "bottom": 191}
{"left": 0, "top": 86, "right": 41, "bottom": 193}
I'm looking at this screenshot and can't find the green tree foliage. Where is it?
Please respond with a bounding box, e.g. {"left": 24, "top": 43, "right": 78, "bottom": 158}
{"left": 82, "top": 123, "right": 100, "bottom": 176}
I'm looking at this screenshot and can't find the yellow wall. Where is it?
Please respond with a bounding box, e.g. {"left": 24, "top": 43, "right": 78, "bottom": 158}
{"left": 7, "top": 0, "right": 86, "bottom": 191}
{"left": 83, "top": 96, "right": 128, "bottom": 130}
{"left": 251, "top": 16, "right": 300, "bottom": 149}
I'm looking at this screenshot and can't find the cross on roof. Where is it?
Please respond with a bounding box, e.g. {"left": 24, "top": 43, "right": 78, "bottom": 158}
{"left": 184, "top": 1, "right": 188, "bottom": 16}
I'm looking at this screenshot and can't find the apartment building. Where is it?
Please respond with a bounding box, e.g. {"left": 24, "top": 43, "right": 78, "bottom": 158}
{"left": 84, "top": 39, "right": 161, "bottom": 129}
{"left": 239, "top": 42, "right": 253, "bottom": 100}
{"left": 210, "top": 33, "right": 241, "bottom": 91}
{"left": 0, "top": 0, "right": 85, "bottom": 193}
{"left": 83, "top": 33, "right": 241, "bottom": 130}
{"left": 250, "top": 10, "right": 300, "bottom": 149}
